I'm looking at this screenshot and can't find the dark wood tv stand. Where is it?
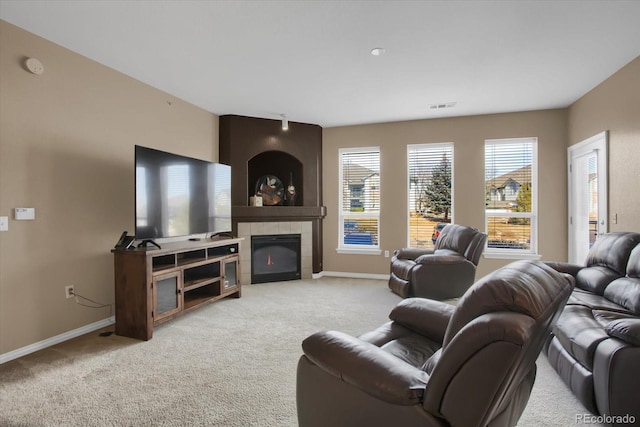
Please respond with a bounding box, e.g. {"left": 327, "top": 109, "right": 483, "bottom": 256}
{"left": 112, "top": 237, "right": 243, "bottom": 340}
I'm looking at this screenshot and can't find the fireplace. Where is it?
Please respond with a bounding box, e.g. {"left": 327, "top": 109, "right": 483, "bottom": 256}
{"left": 251, "top": 234, "right": 301, "bottom": 283}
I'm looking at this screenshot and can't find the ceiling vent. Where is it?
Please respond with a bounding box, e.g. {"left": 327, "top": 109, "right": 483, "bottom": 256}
{"left": 429, "top": 102, "right": 457, "bottom": 110}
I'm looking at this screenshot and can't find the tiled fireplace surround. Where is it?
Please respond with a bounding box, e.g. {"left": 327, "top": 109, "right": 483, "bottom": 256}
{"left": 219, "top": 115, "right": 326, "bottom": 283}
{"left": 237, "top": 221, "right": 313, "bottom": 285}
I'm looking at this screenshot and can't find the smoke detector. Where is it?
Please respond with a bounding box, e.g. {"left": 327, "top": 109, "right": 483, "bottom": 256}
{"left": 25, "top": 57, "right": 44, "bottom": 75}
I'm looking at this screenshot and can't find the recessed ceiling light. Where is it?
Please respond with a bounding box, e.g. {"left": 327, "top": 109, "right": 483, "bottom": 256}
{"left": 370, "top": 47, "right": 386, "bottom": 56}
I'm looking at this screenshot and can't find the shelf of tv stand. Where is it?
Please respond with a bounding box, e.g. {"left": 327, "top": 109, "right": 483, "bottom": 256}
{"left": 112, "top": 237, "right": 243, "bottom": 341}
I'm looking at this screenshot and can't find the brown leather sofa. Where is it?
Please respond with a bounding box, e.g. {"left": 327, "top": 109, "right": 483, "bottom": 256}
{"left": 297, "top": 260, "right": 574, "bottom": 427}
{"left": 388, "top": 224, "right": 487, "bottom": 300}
{"left": 544, "top": 232, "right": 640, "bottom": 424}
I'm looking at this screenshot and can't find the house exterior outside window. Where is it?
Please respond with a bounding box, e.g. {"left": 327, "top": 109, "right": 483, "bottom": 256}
{"left": 407, "top": 143, "right": 453, "bottom": 249}
{"left": 484, "top": 138, "right": 539, "bottom": 259}
{"left": 338, "top": 147, "right": 380, "bottom": 254}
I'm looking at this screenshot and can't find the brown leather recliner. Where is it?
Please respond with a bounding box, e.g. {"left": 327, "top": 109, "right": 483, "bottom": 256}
{"left": 297, "top": 260, "right": 575, "bottom": 427}
{"left": 389, "top": 224, "right": 487, "bottom": 299}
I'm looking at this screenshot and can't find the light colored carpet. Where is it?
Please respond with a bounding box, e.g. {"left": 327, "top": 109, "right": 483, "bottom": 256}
{"left": 0, "top": 277, "right": 600, "bottom": 426}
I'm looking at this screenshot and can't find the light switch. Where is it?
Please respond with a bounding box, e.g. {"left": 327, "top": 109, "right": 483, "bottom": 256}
{"left": 0, "top": 216, "right": 7, "bottom": 231}
{"left": 15, "top": 208, "right": 36, "bottom": 220}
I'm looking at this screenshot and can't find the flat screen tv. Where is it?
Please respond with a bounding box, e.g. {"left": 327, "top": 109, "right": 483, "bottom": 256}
{"left": 135, "top": 145, "right": 232, "bottom": 240}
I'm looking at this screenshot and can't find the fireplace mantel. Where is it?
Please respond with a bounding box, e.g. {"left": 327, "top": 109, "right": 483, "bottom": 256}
{"left": 232, "top": 206, "right": 326, "bottom": 222}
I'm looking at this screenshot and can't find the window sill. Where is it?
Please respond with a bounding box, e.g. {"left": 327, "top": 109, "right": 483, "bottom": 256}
{"left": 336, "top": 247, "right": 382, "bottom": 256}
{"left": 483, "top": 251, "right": 542, "bottom": 260}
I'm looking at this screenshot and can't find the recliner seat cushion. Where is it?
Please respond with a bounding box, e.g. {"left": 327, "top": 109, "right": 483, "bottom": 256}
{"left": 568, "top": 288, "right": 635, "bottom": 314}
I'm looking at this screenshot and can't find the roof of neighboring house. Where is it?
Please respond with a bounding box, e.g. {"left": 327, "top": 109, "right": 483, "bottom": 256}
{"left": 343, "top": 163, "right": 378, "bottom": 185}
{"left": 486, "top": 165, "right": 531, "bottom": 189}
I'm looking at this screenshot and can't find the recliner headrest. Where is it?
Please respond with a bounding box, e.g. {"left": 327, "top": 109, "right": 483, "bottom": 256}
{"left": 443, "top": 260, "right": 574, "bottom": 347}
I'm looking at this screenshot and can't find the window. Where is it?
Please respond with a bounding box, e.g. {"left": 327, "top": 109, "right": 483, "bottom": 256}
{"left": 407, "top": 143, "right": 453, "bottom": 248}
{"left": 485, "top": 138, "right": 538, "bottom": 258}
{"left": 338, "top": 147, "right": 380, "bottom": 254}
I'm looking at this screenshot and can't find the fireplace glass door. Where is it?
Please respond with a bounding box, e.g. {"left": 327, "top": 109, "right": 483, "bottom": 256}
{"left": 251, "top": 234, "right": 301, "bottom": 283}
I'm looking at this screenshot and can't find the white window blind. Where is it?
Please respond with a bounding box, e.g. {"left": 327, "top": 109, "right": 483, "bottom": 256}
{"left": 338, "top": 147, "right": 380, "bottom": 252}
{"left": 407, "top": 143, "right": 453, "bottom": 248}
{"left": 485, "top": 138, "right": 537, "bottom": 255}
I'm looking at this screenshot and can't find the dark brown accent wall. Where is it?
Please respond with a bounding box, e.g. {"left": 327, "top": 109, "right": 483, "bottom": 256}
{"left": 219, "top": 115, "right": 325, "bottom": 273}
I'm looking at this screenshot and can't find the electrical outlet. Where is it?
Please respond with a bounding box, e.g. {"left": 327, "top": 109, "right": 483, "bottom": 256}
{"left": 65, "top": 285, "right": 75, "bottom": 299}
{"left": 0, "top": 216, "right": 7, "bottom": 231}
{"left": 384, "top": 250, "right": 389, "bottom": 258}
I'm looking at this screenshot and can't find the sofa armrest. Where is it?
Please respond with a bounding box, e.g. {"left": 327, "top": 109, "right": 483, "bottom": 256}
{"left": 389, "top": 298, "right": 454, "bottom": 343}
{"left": 593, "top": 336, "right": 640, "bottom": 420}
{"left": 302, "top": 330, "right": 429, "bottom": 405}
{"left": 394, "top": 248, "right": 434, "bottom": 260}
{"left": 544, "top": 261, "right": 583, "bottom": 277}
{"left": 605, "top": 319, "right": 640, "bottom": 346}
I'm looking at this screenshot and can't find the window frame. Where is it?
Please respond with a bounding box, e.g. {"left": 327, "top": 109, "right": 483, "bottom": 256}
{"left": 337, "top": 146, "right": 381, "bottom": 255}
{"left": 406, "top": 142, "right": 454, "bottom": 249}
{"left": 484, "top": 137, "right": 540, "bottom": 260}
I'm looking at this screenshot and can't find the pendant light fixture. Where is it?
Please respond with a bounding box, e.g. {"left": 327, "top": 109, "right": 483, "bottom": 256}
{"left": 281, "top": 114, "right": 289, "bottom": 131}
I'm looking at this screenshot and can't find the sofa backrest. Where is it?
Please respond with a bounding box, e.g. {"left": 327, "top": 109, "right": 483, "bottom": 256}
{"left": 603, "top": 245, "right": 640, "bottom": 315}
{"left": 577, "top": 232, "right": 640, "bottom": 295}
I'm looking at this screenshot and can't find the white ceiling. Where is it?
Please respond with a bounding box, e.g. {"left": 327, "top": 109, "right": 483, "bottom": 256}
{"left": 2, "top": 0, "right": 639, "bottom": 128}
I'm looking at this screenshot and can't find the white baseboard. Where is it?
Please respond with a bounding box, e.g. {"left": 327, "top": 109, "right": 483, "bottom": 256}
{"left": 0, "top": 316, "right": 115, "bottom": 365}
{"left": 313, "top": 271, "right": 389, "bottom": 280}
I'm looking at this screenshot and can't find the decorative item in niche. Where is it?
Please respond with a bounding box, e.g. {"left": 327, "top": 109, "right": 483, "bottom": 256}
{"left": 255, "top": 175, "right": 284, "bottom": 205}
{"left": 286, "top": 172, "right": 296, "bottom": 206}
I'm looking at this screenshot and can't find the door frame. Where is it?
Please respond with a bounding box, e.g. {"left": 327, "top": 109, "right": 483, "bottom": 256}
{"left": 567, "top": 131, "right": 608, "bottom": 264}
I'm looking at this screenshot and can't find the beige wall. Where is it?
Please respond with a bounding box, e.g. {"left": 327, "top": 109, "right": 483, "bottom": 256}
{"left": 568, "top": 56, "right": 640, "bottom": 232}
{"left": 323, "top": 109, "right": 568, "bottom": 278}
{"left": 0, "top": 21, "right": 218, "bottom": 355}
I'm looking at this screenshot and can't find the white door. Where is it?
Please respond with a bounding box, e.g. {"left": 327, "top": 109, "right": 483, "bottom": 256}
{"left": 568, "top": 131, "right": 608, "bottom": 264}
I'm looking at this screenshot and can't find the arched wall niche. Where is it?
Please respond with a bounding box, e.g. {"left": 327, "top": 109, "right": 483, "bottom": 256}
{"left": 248, "top": 150, "right": 303, "bottom": 206}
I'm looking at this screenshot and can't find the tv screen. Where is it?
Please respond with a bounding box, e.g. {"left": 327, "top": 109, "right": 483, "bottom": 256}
{"left": 135, "top": 145, "right": 232, "bottom": 240}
